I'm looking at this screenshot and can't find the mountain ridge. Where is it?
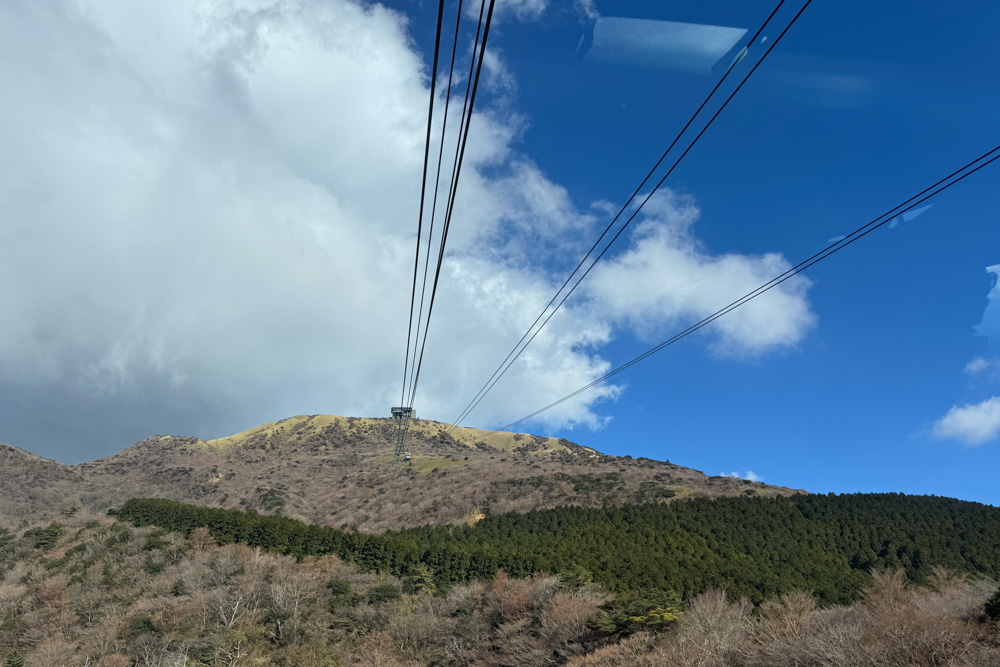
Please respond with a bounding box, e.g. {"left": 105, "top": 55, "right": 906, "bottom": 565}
{"left": 0, "top": 414, "right": 803, "bottom": 531}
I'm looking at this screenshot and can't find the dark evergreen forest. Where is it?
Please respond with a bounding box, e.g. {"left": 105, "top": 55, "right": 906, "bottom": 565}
{"left": 118, "top": 493, "right": 1000, "bottom": 604}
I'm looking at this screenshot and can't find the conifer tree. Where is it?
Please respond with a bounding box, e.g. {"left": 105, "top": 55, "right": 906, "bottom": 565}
{"left": 2, "top": 653, "right": 26, "bottom": 667}
{"left": 407, "top": 563, "right": 437, "bottom": 595}
{"left": 985, "top": 586, "right": 1000, "bottom": 622}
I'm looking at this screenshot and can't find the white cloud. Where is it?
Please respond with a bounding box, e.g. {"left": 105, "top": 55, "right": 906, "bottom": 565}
{"left": 480, "top": 47, "right": 518, "bottom": 97}
{"left": 931, "top": 397, "right": 1000, "bottom": 446}
{"left": 0, "top": 0, "right": 816, "bottom": 458}
{"left": 722, "top": 470, "right": 761, "bottom": 482}
{"left": 575, "top": 0, "right": 600, "bottom": 21}
{"left": 488, "top": 0, "right": 598, "bottom": 23}
{"left": 494, "top": 0, "right": 549, "bottom": 22}
{"left": 974, "top": 264, "right": 1000, "bottom": 344}
{"left": 585, "top": 191, "right": 816, "bottom": 356}
{"left": 965, "top": 357, "right": 1000, "bottom": 378}
{"left": 0, "top": 0, "right": 608, "bottom": 443}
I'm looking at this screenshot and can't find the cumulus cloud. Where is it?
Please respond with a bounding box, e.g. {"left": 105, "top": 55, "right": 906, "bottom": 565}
{"left": 930, "top": 266, "right": 1000, "bottom": 446}
{"left": 931, "top": 397, "right": 1000, "bottom": 446}
{"left": 0, "top": 0, "right": 814, "bottom": 460}
{"left": 585, "top": 191, "right": 815, "bottom": 356}
{"left": 722, "top": 470, "right": 761, "bottom": 482}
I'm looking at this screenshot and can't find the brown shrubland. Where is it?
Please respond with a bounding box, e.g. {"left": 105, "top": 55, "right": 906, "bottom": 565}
{"left": 567, "top": 570, "right": 1000, "bottom": 667}
{"left": 1, "top": 510, "right": 999, "bottom": 666}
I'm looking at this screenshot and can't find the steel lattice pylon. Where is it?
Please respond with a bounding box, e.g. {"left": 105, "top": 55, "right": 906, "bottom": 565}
{"left": 391, "top": 407, "right": 414, "bottom": 464}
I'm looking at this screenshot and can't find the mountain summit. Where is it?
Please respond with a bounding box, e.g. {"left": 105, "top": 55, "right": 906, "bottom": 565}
{"left": 1, "top": 414, "right": 800, "bottom": 531}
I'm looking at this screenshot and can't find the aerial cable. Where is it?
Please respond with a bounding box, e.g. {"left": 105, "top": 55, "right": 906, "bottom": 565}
{"left": 404, "top": 0, "right": 467, "bottom": 409}
{"left": 498, "top": 144, "right": 1000, "bottom": 431}
{"left": 394, "top": 0, "right": 447, "bottom": 458}
{"left": 395, "top": 0, "right": 496, "bottom": 461}
{"left": 448, "top": 0, "right": 805, "bottom": 431}
{"left": 405, "top": 0, "right": 479, "bottom": 410}
{"left": 399, "top": 0, "right": 446, "bottom": 410}
{"left": 406, "top": 0, "right": 497, "bottom": 412}
{"left": 449, "top": 0, "right": 810, "bottom": 431}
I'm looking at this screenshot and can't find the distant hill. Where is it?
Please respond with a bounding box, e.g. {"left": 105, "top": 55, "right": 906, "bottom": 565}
{"left": 0, "top": 443, "right": 84, "bottom": 526}
{"left": 0, "top": 414, "right": 802, "bottom": 531}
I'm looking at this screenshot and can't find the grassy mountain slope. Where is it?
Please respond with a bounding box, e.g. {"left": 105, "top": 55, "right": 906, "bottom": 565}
{"left": 1, "top": 415, "right": 801, "bottom": 532}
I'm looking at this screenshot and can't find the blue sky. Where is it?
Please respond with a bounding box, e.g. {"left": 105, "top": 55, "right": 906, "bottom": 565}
{"left": 392, "top": 0, "right": 1000, "bottom": 503}
{"left": 1, "top": 0, "right": 998, "bottom": 506}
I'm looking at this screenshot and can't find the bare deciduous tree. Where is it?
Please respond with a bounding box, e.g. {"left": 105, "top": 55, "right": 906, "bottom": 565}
{"left": 0, "top": 582, "right": 27, "bottom": 622}
{"left": 216, "top": 639, "right": 248, "bottom": 667}
{"left": 212, "top": 591, "right": 247, "bottom": 629}
{"left": 130, "top": 632, "right": 166, "bottom": 667}
{"left": 191, "top": 527, "right": 215, "bottom": 552}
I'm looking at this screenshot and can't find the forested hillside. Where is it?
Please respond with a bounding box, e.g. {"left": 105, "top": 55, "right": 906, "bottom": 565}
{"left": 120, "top": 493, "right": 1000, "bottom": 606}
{"left": 2, "top": 508, "right": 999, "bottom": 666}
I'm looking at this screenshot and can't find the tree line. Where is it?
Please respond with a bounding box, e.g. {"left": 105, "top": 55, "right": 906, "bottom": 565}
{"left": 118, "top": 493, "right": 1000, "bottom": 604}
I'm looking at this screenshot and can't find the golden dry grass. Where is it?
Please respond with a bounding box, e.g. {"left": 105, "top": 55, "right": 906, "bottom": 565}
{"left": 193, "top": 414, "right": 592, "bottom": 457}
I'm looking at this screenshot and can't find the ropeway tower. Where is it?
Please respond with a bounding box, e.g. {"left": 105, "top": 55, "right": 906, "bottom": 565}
{"left": 391, "top": 407, "right": 415, "bottom": 464}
